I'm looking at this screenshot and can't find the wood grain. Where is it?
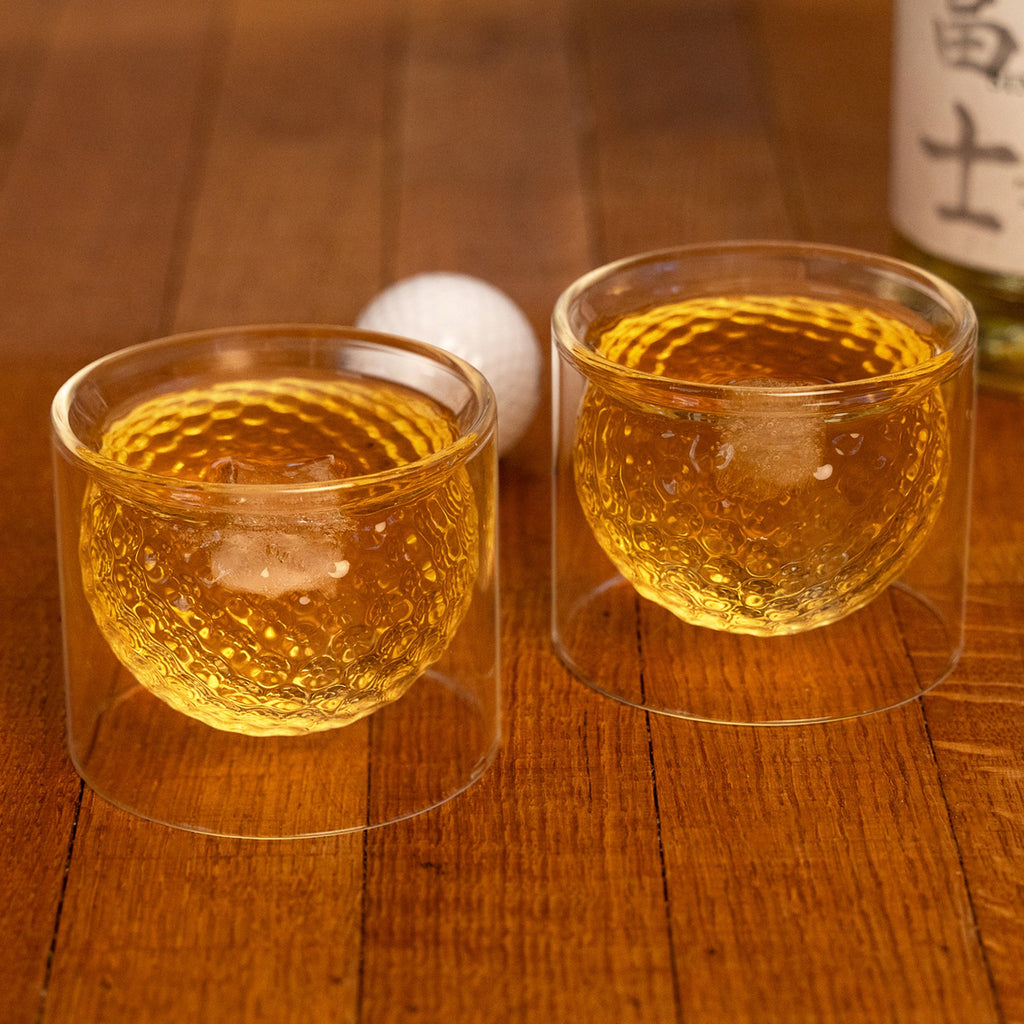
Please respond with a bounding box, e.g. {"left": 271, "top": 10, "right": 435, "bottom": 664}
{"left": 0, "top": 0, "right": 225, "bottom": 1017}
{"left": 1, "top": 0, "right": 1022, "bottom": 1022}
{"left": 923, "top": 393, "right": 1024, "bottom": 1024}
{"left": 580, "top": 1, "right": 1002, "bottom": 1020}
{"left": 580, "top": 0, "right": 792, "bottom": 254}
{"left": 167, "top": 0, "right": 397, "bottom": 331}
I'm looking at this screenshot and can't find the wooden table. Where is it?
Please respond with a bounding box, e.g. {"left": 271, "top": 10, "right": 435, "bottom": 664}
{"left": 3, "top": 0, "right": 1022, "bottom": 1021}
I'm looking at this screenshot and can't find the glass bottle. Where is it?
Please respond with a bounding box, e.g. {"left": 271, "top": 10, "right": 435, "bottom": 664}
{"left": 890, "top": 0, "right": 1024, "bottom": 394}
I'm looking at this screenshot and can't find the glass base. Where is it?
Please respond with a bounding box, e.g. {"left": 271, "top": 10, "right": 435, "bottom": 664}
{"left": 70, "top": 667, "right": 499, "bottom": 839}
{"left": 553, "top": 576, "right": 961, "bottom": 726}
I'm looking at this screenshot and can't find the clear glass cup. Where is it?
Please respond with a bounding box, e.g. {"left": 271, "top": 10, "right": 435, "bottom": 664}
{"left": 52, "top": 325, "right": 500, "bottom": 837}
{"left": 552, "top": 241, "right": 977, "bottom": 725}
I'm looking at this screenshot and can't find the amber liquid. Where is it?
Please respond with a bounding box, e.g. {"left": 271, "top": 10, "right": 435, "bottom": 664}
{"left": 81, "top": 374, "right": 478, "bottom": 736}
{"left": 574, "top": 295, "right": 948, "bottom": 636}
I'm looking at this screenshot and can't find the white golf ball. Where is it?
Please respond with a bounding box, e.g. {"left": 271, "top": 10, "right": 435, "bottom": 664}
{"left": 355, "top": 273, "right": 542, "bottom": 457}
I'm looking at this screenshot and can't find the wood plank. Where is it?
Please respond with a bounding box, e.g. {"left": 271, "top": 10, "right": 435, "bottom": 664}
{"left": 580, "top": 0, "right": 791, "bottom": 256}
{"left": 921, "top": 391, "right": 1024, "bottom": 1022}
{"left": 391, "top": 0, "right": 589, "bottom": 319}
{"left": 0, "top": 0, "right": 231, "bottom": 365}
{"left": 757, "top": 5, "right": 1024, "bottom": 1006}
{"left": 651, "top": 713, "right": 998, "bottom": 1022}
{"left": 0, "top": 1, "right": 227, "bottom": 1019}
{"left": 383, "top": 0, "right": 590, "bottom": 471}
{"left": 749, "top": 0, "right": 894, "bottom": 252}
{"left": 2, "top": 0, "right": 1018, "bottom": 1021}
{"left": 0, "top": 0, "right": 63, "bottom": 188}
{"left": 359, "top": 0, "right": 677, "bottom": 1019}
{"left": 39, "top": 1, "right": 397, "bottom": 1022}
{"left": 168, "top": 0, "right": 400, "bottom": 330}
{"left": 753, "top": 1, "right": 1024, "bottom": 1014}
{"left": 361, "top": 468, "right": 677, "bottom": 1022}
{"left": 580, "top": 0, "right": 1000, "bottom": 1019}
{"left": 45, "top": 820, "right": 365, "bottom": 1022}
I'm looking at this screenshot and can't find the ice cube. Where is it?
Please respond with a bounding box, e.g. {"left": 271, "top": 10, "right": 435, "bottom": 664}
{"left": 717, "top": 379, "right": 825, "bottom": 497}
{"left": 205, "top": 529, "right": 349, "bottom": 597}
{"left": 206, "top": 454, "right": 339, "bottom": 484}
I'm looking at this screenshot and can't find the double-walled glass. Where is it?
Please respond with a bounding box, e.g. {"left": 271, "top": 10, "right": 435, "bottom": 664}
{"left": 52, "top": 325, "right": 500, "bottom": 837}
{"left": 552, "top": 242, "right": 976, "bottom": 725}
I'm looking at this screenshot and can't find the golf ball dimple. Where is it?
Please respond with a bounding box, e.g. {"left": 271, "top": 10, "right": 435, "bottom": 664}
{"left": 356, "top": 273, "right": 542, "bottom": 457}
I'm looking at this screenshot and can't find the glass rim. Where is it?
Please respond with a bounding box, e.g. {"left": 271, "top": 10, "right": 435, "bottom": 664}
{"left": 50, "top": 323, "right": 497, "bottom": 501}
{"left": 551, "top": 240, "right": 978, "bottom": 403}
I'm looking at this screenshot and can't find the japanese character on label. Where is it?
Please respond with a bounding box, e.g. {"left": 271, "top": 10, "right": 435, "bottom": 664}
{"left": 934, "top": 0, "right": 1019, "bottom": 82}
{"left": 920, "top": 102, "right": 1020, "bottom": 231}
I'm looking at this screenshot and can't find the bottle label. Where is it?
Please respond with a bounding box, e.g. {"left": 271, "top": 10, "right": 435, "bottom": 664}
{"left": 891, "top": 0, "right": 1024, "bottom": 277}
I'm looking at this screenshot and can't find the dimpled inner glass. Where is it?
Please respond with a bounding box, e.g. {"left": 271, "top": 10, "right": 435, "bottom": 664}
{"left": 572, "top": 292, "right": 949, "bottom": 636}
{"left": 80, "top": 373, "right": 479, "bottom": 736}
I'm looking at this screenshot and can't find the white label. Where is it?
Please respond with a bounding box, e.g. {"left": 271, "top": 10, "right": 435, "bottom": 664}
{"left": 891, "top": 0, "right": 1024, "bottom": 276}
